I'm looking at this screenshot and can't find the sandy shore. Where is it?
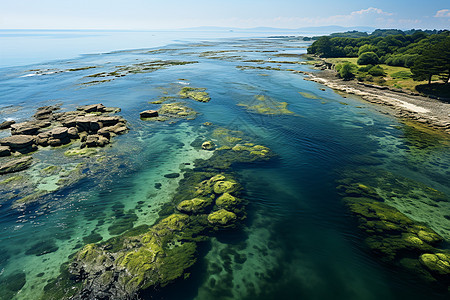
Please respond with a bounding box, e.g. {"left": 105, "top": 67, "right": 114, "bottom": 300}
{"left": 302, "top": 69, "right": 450, "bottom": 134}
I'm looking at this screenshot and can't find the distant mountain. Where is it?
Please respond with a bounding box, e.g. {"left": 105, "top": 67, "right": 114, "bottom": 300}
{"left": 180, "top": 25, "right": 375, "bottom": 34}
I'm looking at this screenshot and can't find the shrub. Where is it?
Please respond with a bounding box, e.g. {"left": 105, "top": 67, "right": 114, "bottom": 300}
{"left": 336, "top": 62, "right": 357, "bottom": 80}
{"left": 368, "top": 65, "right": 386, "bottom": 76}
{"left": 385, "top": 54, "right": 419, "bottom": 67}
{"left": 357, "top": 52, "right": 379, "bottom": 65}
{"left": 358, "top": 65, "right": 373, "bottom": 72}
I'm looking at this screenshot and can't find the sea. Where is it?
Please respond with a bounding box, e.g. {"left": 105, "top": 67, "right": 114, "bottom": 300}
{"left": 0, "top": 30, "right": 449, "bottom": 300}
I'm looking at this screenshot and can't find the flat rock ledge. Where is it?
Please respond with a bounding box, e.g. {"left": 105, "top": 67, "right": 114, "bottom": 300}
{"left": 0, "top": 103, "right": 129, "bottom": 157}
{"left": 0, "top": 156, "right": 33, "bottom": 175}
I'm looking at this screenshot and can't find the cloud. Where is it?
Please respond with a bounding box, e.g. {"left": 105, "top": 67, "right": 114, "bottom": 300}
{"left": 350, "top": 7, "right": 394, "bottom": 17}
{"left": 434, "top": 9, "right": 450, "bottom": 18}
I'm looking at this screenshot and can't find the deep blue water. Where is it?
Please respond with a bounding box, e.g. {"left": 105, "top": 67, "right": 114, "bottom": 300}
{"left": 0, "top": 33, "right": 449, "bottom": 300}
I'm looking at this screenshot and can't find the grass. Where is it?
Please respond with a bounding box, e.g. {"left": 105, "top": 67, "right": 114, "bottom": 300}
{"left": 324, "top": 58, "right": 439, "bottom": 92}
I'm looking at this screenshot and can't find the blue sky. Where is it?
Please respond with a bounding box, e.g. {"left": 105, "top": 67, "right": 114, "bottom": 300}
{"left": 1, "top": 0, "right": 449, "bottom": 30}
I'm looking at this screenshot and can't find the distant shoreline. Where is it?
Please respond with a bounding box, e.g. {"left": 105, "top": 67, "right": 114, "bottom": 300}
{"left": 303, "top": 69, "right": 450, "bottom": 134}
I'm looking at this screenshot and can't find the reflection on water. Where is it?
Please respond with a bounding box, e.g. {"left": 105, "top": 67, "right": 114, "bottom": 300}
{"left": 0, "top": 36, "right": 449, "bottom": 299}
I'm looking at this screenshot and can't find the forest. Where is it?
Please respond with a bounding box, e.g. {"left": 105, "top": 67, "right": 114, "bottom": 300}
{"left": 307, "top": 29, "right": 450, "bottom": 86}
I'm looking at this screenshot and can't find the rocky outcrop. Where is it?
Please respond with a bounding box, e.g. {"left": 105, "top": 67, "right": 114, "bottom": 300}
{"left": 33, "top": 105, "right": 60, "bottom": 120}
{"left": 0, "top": 156, "right": 33, "bottom": 174}
{"left": 0, "top": 135, "right": 36, "bottom": 154}
{"left": 10, "top": 121, "right": 50, "bottom": 135}
{"left": 140, "top": 110, "right": 158, "bottom": 119}
{"left": 0, "top": 146, "right": 11, "bottom": 157}
{"left": 0, "top": 120, "right": 15, "bottom": 130}
{"left": 0, "top": 104, "right": 128, "bottom": 154}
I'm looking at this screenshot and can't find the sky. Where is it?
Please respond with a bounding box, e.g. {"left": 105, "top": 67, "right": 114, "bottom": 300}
{"left": 0, "top": 0, "right": 449, "bottom": 30}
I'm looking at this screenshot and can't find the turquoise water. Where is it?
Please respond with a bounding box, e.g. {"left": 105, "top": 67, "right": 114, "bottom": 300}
{"left": 0, "top": 34, "right": 449, "bottom": 299}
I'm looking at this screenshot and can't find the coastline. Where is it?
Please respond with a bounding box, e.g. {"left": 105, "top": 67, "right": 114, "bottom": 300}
{"left": 303, "top": 69, "right": 450, "bottom": 134}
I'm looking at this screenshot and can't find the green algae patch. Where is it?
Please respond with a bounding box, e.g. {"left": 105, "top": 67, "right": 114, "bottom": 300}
{"left": 177, "top": 198, "right": 213, "bottom": 213}
{"left": 147, "top": 102, "right": 197, "bottom": 123}
{"left": 179, "top": 87, "right": 211, "bottom": 102}
{"left": 337, "top": 170, "right": 450, "bottom": 286}
{"left": 150, "top": 96, "right": 176, "bottom": 104}
{"left": 399, "top": 120, "right": 450, "bottom": 151}
{"left": 298, "top": 92, "right": 320, "bottom": 99}
{"left": 0, "top": 175, "right": 24, "bottom": 185}
{"left": 207, "top": 209, "right": 237, "bottom": 226}
{"left": 212, "top": 127, "right": 243, "bottom": 146}
{"left": 216, "top": 193, "right": 240, "bottom": 209}
{"left": 64, "top": 148, "right": 98, "bottom": 157}
{"left": 238, "top": 95, "right": 295, "bottom": 115}
{"left": 420, "top": 253, "right": 450, "bottom": 275}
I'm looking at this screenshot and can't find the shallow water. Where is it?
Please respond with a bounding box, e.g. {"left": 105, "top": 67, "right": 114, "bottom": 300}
{"left": 0, "top": 35, "right": 449, "bottom": 300}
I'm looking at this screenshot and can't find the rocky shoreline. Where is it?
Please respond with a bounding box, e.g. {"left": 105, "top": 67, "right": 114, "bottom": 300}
{"left": 303, "top": 69, "right": 450, "bottom": 134}
{"left": 0, "top": 103, "right": 128, "bottom": 174}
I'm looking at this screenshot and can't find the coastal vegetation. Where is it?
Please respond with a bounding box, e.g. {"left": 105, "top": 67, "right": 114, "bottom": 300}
{"left": 308, "top": 29, "right": 450, "bottom": 96}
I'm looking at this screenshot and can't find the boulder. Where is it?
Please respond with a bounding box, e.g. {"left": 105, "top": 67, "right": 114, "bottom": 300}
{"left": 67, "top": 127, "right": 79, "bottom": 139}
{"left": 77, "top": 103, "right": 106, "bottom": 113}
{"left": 0, "top": 146, "right": 11, "bottom": 157}
{"left": 0, "top": 120, "right": 15, "bottom": 130}
{"left": 97, "top": 128, "right": 111, "bottom": 138}
{"left": 50, "top": 127, "right": 68, "bottom": 139}
{"left": 35, "top": 132, "right": 50, "bottom": 146}
{"left": 62, "top": 116, "right": 101, "bottom": 133}
{"left": 97, "top": 116, "right": 122, "bottom": 127}
{"left": 0, "top": 135, "right": 35, "bottom": 152}
{"left": 0, "top": 156, "right": 33, "bottom": 174}
{"left": 140, "top": 110, "right": 159, "bottom": 119}
{"left": 177, "top": 198, "right": 213, "bottom": 213}
{"left": 33, "top": 105, "right": 60, "bottom": 120}
{"left": 10, "top": 122, "right": 40, "bottom": 135}
{"left": 201, "top": 141, "right": 215, "bottom": 150}
{"left": 216, "top": 193, "right": 240, "bottom": 208}
{"left": 48, "top": 137, "right": 70, "bottom": 147}
{"left": 10, "top": 121, "right": 50, "bottom": 135}
{"left": 97, "top": 136, "right": 110, "bottom": 147}
{"left": 207, "top": 209, "right": 237, "bottom": 225}
{"left": 85, "top": 135, "right": 99, "bottom": 147}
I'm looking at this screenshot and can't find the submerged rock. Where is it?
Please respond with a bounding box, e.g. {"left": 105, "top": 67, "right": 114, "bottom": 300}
{"left": 201, "top": 141, "right": 215, "bottom": 150}
{"left": 0, "top": 156, "right": 33, "bottom": 174}
{"left": 179, "top": 87, "right": 211, "bottom": 102}
{"left": 207, "top": 209, "right": 237, "bottom": 225}
{"left": 420, "top": 253, "right": 450, "bottom": 275}
{"left": 338, "top": 175, "right": 450, "bottom": 286}
{"left": 0, "top": 271, "right": 26, "bottom": 299}
{"left": 25, "top": 240, "right": 58, "bottom": 256}
{"left": 177, "top": 198, "right": 213, "bottom": 213}
{"left": 216, "top": 193, "right": 240, "bottom": 209}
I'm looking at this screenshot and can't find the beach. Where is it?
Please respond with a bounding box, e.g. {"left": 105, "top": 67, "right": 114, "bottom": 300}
{"left": 304, "top": 69, "right": 450, "bottom": 134}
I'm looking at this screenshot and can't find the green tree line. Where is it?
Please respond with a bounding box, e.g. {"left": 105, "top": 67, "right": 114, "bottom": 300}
{"left": 308, "top": 29, "right": 450, "bottom": 84}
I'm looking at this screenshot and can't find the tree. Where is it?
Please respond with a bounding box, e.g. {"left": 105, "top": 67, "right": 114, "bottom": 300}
{"left": 358, "top": 44, "right": 377, "bottom": 56}
{"left": 336, "top": 62, "right": 357, "bottom": 80}
{"left": 357, "top": 52, "right": 379, "bottom": 65}
{"left": 411, "top": 55, "right": 441, "bottom": 85}
{"left": 307, "top": 36, "right": 332, "bottom": 57}
{"left": 435, "top": 38, "right": 450, "bottom": 83}
{"left": 411, "top": 38, "right": 450, "bottom": 84}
